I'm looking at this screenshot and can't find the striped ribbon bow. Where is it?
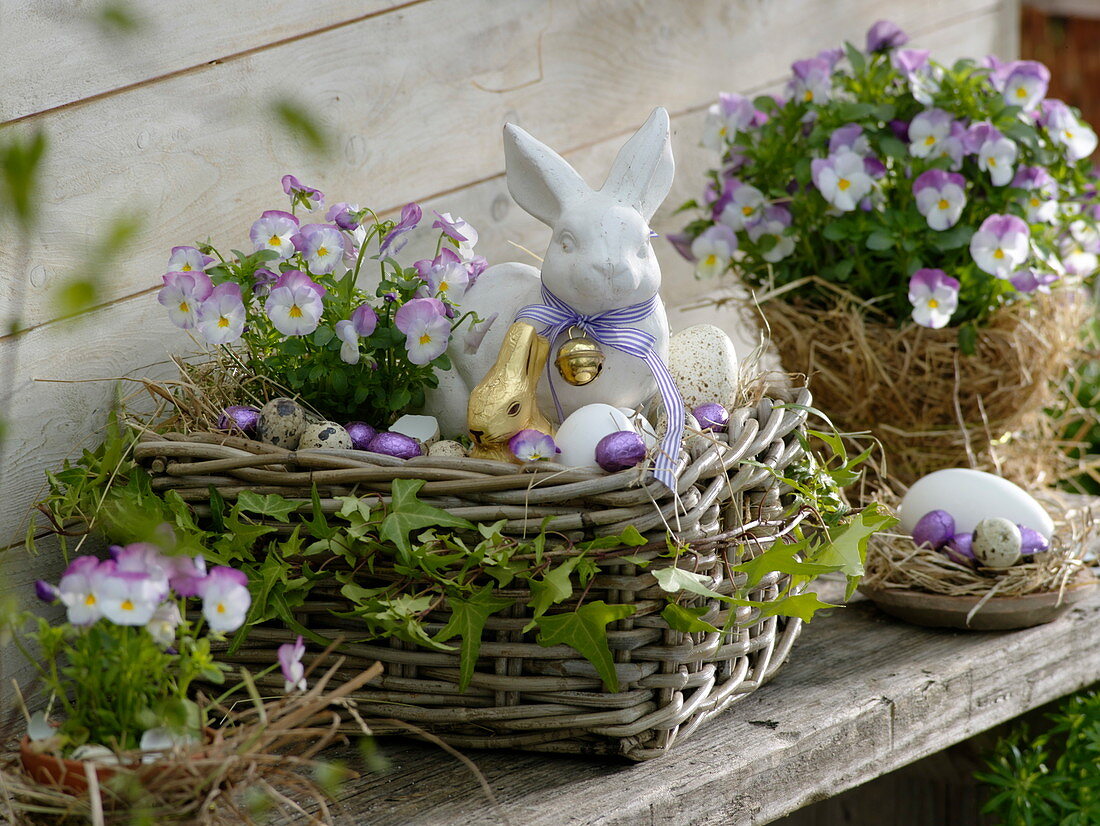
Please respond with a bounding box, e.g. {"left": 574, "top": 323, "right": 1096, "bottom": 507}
{"left": 515, "top": 286, "right": 684, "bottom": 492}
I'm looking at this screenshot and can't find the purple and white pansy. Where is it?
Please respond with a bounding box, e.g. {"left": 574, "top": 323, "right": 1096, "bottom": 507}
{"left": 907, "top": 109, "right": 955, "bottom": 159}
{"left": 196, "top": 566, "right": 252, "bottom": 633}
{"left": 509, "top": 429, "right": 560, "bottom": 462}
{"left": 278, "top": 635, "right": 308, "bottom": 693}
{"left": 158, "top": 271, "right": 213, "bottom": 330}
{"left": 966, "top": 122, "right": 1017, "bottom": 187}
{"left": 1001, "top": 61, "right": 1049, "bottom": 112}
{"left": 746, "top": 205, "right": 796, "bottom": 262}
{"left": 811, "top": 150, "right": 872, "bottom": 211}
{"left": 394, "top": 297, "right": 451, "bottom": 365}
{"left": 912, "top": 169, "right": 966, "bottom": 231}
{"left": 907, "top": 268, "right": 960, "bottom": 329}
{"left": 1012, "top": 167, "right": 1059, "bottom": 223}
{"left": 282, "top": 174, "right": 324, "bottom": 211}
{"left": 702, "top": 92, "right": 756, "bottom": 151}
{"left": 969, "top": 214, "right": 1030, "bottom": 277}
{"left": 1039, "top": 99, "right": 1099, "bottom": 162}
{"left": 265, "top": 270, "right": 326, "bottom": 336}
{"left": 167, "top": 246, "right": 213, "bottom": 274}
{"left": 378, "top": 203, "right": 422, "bottom": 257}
{"left": 716, "top": 179, "right": 767, "bottom": 230}
{"left": 196, "top": 282, "right": 246, "bottom": 346}
{"left": 415, "top": 247, "right": 470, "bottom": 301}
{"left": 690, "top": 225, "right": 738, "bottom": 279}
{"left": 292, "top": 223, "right": 346, "bottom": 274}
{"left": 250, "top": 210, "right": 301, "bottom": 260}
{"left": 787, "top": 57, "right": 833, "bottom": 105}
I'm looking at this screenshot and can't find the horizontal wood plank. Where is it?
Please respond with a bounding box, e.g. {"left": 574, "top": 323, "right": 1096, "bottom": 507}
{"left": 0, "top": 5, "right": 1014, "bottom": 548}
{"left": 0, "top": 0, "right": 1007, "bottom": 336}
{"left": 302, "top": 579, "right": 1100, "bottom": 826}
{"left": 0, "top": 0, "right": 411, "bottom": 123}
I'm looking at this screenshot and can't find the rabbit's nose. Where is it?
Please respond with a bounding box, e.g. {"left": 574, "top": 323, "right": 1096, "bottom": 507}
{"left": 596, "top": 260, "right": 615, "bottom": 277}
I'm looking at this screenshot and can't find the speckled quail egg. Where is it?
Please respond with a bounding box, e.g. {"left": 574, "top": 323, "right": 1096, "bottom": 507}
{"left": 298, "top": 421, "right": 352, "bottom": 449}
{"left": 428, "top": 439, "right": 468, "bottom": 458}
{"left": 256, "top": 398, "right": 306, "bottom": 448}
{"left": 972, "top": 517, "right": 1023, "bottom": 569}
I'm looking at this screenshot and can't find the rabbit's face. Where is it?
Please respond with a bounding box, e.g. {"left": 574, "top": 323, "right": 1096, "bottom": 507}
{"left": 541, "top": 198, "right": 659, "bottom": 315}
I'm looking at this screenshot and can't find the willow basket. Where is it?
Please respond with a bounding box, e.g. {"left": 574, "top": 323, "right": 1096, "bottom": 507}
{"left": 136, "top": 389, "right": 812, "bottom": 760}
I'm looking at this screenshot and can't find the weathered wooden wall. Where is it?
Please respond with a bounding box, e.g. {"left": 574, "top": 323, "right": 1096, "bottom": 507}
{"left": 0, "top": 0, "right": 1018, "bottom": 712}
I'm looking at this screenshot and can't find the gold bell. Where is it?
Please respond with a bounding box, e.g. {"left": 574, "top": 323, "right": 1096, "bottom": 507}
{"left": 555, "top": 329, "right": 605, "bottom": 386}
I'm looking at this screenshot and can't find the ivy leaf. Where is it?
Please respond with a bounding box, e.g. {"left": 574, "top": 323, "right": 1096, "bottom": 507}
{"left": 815, "top": 503, "right": 898, "bottom": 598}
{"left": 535, "top": 601, "right": 636, "bottom": 692}
{"left": 661, "top": 603, "right": 719, "bottom": 633}
{"left": 757, "top": 592, "right": 836, "bottom": 623}
{"left": 652, "top": 566, "right": 727, "bottom": 601}
{"left": 526, "top": 557, "right": 581, "bottom": 623}
{"left": 435, "top": 584, "right": 515, "bottom": 691}
{"left": 236, "top": 490, "right": 298, "bottom": 522}
{"left": 733, "top": 537, "right": 840, "bottom": 589}
{"left": 380, "top": 479, "right": 475, "bottom": 557}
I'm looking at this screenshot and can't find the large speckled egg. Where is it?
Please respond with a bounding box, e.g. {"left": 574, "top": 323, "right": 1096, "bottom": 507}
{"left": 667, "top": 324, "right": 740, "bottom": 411}
{"left": 345, "top": 421, "right": 377, "bottom": 451}
{"left": 257, "top": 398, "right": 306, "bottom": 448}
{"left": 595, "top": 431, "right": 647, "bottom": 472}
{"left": 555, "top": 404, "right": 635, "bottom": 470}
{"left": 367, "top": 431, "right": 422, "bottom": 459}
{"left": 217, "top": 405, "right": 260, "bottom": 437}
{"left": 299, "top": 421, "right": 352, "bottom": 450}
{"left": 972, "top": 517, "right": 1023, "bottom": 569}
{"left": 428, "top": 440, "right": 468, "bottom": 458}
{"left": 898, "top": 469, "right": 1054, "bottom": 539}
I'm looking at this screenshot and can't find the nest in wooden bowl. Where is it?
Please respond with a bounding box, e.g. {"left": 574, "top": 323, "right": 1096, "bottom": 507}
{"left": 862, "top": 491, "right": 1097, "bottom": 601}
{"left": 0, "top": 656, "right": 382, "bottom": 825}
{"left": 760, "top": 284, "right": 1092, "bottom": 489}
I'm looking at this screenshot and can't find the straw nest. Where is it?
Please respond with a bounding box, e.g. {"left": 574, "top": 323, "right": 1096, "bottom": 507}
{"left": 863, "top": 490, "right": 1098, "bottom": 600}
{"left": 760, "top": 286, "right": 1092, "bottom": 488}
{"left": 1, "top": 655, "right": 384, "bottom": 825}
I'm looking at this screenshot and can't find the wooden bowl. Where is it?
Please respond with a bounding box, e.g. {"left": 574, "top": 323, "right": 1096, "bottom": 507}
{"left": 857, "top": 582, "right": 1097, "bottom": 631}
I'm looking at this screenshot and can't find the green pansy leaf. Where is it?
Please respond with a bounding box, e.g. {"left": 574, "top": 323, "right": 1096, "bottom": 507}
{"left": 866, "top": 230, "right": 893, "bottom": 251}
{"left": 535, "top": 601, "right": 636, "bottom": 692}
{"left": 661, "top": 603, "right": 720, "bottom": 633}
{"left": 435, "top": 584, "right": 515, "bottom": 691}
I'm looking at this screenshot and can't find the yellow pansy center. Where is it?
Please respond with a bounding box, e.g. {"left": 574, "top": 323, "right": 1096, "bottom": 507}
{"left": 742, "top": 205, "right": 754, "bottom": 217}
{"left": 938, "top": 198, "right": 949, "bottom": 210}
{"left": 121, "top": 599, "right": 134, "bottom": 611}
{"left": 439, "top": 280, "right": 449, "bottom": 292}
{"left": 704, "top": 254, "right": 717, "bottom": 267}
{"left": 178, "top": 301, "right": 190, "bottom": 313}
{"left": 993, "top": 248, "right": 1005, "bottom": 260}
{"left": 217, "top": 316, "right": 230, "bottom": 328}
{"left": 181, "top": 263, "right": 192, "bottom": 271}
{"left": 268, "top": 234, "right": 281, "bottom": 247}
{"left": 317, "top": 246, "right": 328, "bottom": 257}
{"left": 1030, "top": 197, "right": 1040, "bottom": 207}
{"left": 289, "top": 304, "right": 303, "bottom": 318}
{"left": 419, "top": 333, "right": 433, "bottom": 346}
{"left": 84, "top": 594, "right": 96, "bottom": 606}
{"left": 1065, "top": 130, "right": 1075, "bottom": 140}
{"left": 803, "top": 90, "right": 813, "bottom": 102}
{"left": 924, "top": 135, "right": 936, "bottom": 146}
{"left": 927, "top": 298, "right": 940, "bottom": 309}
{"left": 1016, "top": 86, "right": 1027, "bottom": 99}
{"left": 988, "top": 157, "right": 997, "bottom": 167}
{"left": 837, "top": 178, "right": 851, "bottom": 191}
{"left": 216, "top": 603, "right": 226, "bottom": 614}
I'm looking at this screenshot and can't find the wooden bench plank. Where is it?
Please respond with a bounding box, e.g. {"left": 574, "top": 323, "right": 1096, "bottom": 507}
{"left": 310, "top": 583, "right": 1100, "bottom": 825}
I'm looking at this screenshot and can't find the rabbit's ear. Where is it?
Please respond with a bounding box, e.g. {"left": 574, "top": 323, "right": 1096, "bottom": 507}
{"left": 602, "top": 107, "right": 675, "bottom": 221}
{"left": 504, "top": 123, "right": 589, "bottom": 227}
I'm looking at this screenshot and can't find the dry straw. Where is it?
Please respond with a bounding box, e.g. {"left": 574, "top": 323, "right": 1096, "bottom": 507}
{"left": 1, "top": 655, "right": 384, "bottom": 826}
{"left": 759, "top": 283, "right": 1092, "bottom": 488}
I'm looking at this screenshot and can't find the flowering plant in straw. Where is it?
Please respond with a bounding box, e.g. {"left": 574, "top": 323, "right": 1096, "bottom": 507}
{"left": 674, "top": 20, "right": 1099, "bottom": 346}
{"left": 157, "top": 175, "right": 486, "bottom": 423}
{"left": 7, "top": 540, "right": 250, "bottom": 757}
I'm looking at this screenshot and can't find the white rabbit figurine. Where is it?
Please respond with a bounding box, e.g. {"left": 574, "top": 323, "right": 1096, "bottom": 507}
{"left": 426, "top": 107, "right": 682, "bottom": 487}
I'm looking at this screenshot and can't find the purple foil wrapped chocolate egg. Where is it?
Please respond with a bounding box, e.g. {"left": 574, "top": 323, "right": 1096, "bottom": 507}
{"left": 345, "top": 421, "right": 378, "bottom": 451}
{"left": 366, "top": 431, "right": 422, "bottom": 460}
{"left": 911, "top": 509, "right": 955, "bottom": 550}
{"left": 217, "top": 405, "right": 260, "bottom": 437}
{"left": 1018, "top": 524, "right": 1050, "bottom": 555}
{"left": 943, "top": 532, "right": 975, "bottom": 566}
{"left": 595, "top": 430, "right": 647, "bottom": 473}
{"left": 693, "top": 402, "right": 729, "bottom": 433}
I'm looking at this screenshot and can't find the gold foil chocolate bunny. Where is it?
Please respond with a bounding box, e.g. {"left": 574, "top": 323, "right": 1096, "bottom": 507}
{"left": 467, "top": 322, "right": 555, "bottom": 463}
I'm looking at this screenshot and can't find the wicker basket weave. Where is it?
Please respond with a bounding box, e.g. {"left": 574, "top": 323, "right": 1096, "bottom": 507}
{"left": 136, "top": 389, "right": 812, "bottom": 760}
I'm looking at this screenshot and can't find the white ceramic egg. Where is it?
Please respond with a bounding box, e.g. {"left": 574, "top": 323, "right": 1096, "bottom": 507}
{"left": 299, "top": 421, "right": 352, "bottom": 449}
{"left": 555, "top": 404, "right": 636, "bottom": 470}
{"left": 898, "top": 468, "right": 1054, "bottom": 539}
{"left": 667, "top": 324, "right": 740, "bottom": 410}
{"left": 390, "top": 414, "right": 440, "bottom": 447}
{"left": 972, "top": 517, "right": 1023, "bottom": 568}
